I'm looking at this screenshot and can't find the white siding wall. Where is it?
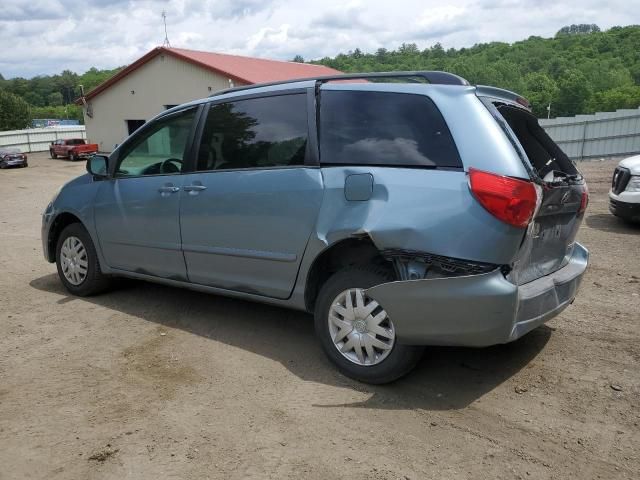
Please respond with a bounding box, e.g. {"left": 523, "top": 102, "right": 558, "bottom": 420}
{"left": 84, "top": 54, "right": 246, "bottom": 152}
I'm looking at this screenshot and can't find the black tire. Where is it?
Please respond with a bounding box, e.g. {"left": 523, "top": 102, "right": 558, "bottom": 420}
{"left": 70, "top": 152, "right": 78, "bottom": 162}
{"left": 50, "top": 150, "right": 57, "bottom": 159}
{"left": 314, "top": 266, "right": 424, "bottom": 384}
{"left": 55, "top": 223, "right": 111, "bottom": 296}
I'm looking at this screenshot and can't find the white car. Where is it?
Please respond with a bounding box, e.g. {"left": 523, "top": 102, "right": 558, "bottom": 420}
{"left": 610, "top": 155, "right": 640, "bottom": 223}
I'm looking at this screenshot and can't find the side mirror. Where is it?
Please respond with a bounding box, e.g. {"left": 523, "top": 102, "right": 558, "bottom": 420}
{"left": 87, "top": 154, "right": 109, "bottom": 178}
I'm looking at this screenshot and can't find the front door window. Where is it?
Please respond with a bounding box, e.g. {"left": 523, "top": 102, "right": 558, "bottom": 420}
{"left": 117, "top": 109, "right": 196, "bottom": 177}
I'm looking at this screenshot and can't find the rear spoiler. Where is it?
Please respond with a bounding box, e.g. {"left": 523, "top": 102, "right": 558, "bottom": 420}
{"left": 475, "top": 85, "right": 531, "bottom": 112}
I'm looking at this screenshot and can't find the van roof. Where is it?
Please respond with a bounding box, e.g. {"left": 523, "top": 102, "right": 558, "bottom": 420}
{"left": 209, "top": 71, "right": 470, "bottom": 98}
{"left": 165, "top": 71, "right": 530, "bottom": 115}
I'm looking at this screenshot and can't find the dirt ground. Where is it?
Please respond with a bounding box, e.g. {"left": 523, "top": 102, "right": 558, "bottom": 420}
{"left": 0, "top": 152, "right": 638, "bottom": 480}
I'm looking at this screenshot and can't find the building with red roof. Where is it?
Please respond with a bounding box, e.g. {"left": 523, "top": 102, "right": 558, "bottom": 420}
{"left": 79, "top": 46, "right": 341, "bottom": 151}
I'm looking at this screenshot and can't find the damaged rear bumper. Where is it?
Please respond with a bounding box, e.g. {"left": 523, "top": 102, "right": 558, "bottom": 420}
{"left": 365, "top": 242, "right": 589, "bottom": 347}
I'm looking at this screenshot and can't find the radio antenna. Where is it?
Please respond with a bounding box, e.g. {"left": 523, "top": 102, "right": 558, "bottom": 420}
{"left": 162, "top": 10, "right": 171, "bottom": 47}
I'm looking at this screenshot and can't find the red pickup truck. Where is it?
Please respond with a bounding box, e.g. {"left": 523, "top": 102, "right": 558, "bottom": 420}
{"left": 49, "top": 139, "right": 99, "bottom": 161}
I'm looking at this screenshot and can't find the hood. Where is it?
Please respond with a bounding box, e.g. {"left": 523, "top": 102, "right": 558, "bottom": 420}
{"left": 618, "top": 155, "right": 640, "bottom": 175}
{"left": 65, "top": 173, "right": 93, "bottom": 187}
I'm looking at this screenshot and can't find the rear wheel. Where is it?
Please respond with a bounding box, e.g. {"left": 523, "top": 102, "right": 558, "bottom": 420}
{"left": 50, "top": 150, "right": 57, "bottom": 159}
{"left": 70, "top": 152, "right": 78, "bottom": 161}
{"left": 55, "top": 223, "right": 111, "bottom": 296}
{"left": 314, "top": 266, "right": 424, "bottom": 384}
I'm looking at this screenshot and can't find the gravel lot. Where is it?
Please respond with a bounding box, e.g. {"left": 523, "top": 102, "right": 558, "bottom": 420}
{"left": 1, "top": 152, "right": 638, "bottom": 479}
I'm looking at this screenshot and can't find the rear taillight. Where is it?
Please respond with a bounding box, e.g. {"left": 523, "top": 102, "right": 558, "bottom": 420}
{"left": 469, "top": 168, "right": 539, "bottom": 228}
{"left": 578, "top": 184, "right": 589, "bottom": 214}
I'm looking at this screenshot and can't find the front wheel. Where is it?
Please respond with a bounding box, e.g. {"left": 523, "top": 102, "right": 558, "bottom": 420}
{"left": 55, "top": 223, "right": 111, "bottom": 296}
{"left": 50, "top": 150, "right": 57, "bottom": 159}
{"left": 70, "top": 152, "right": 78, "bottom": 161}
{"left": 314, "top": 266, "right": 424, "bottom": 384}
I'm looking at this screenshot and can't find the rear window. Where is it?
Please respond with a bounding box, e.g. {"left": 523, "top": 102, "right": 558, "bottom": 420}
{"left": 67, "top": 139, "right": 85, "bottom": 145}
{"left": 319, "top": 91, "right": 461, "bottom": 168}
{"left": 496, "top": 104, "right": 578, "bottom": 178}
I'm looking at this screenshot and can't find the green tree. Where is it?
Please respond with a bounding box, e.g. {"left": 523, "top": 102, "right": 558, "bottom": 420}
{"left": 430, "top": 43, "right": 445, "bottom": 58}
{"left": 47, "top": 92, "right": 64, "bottom": 106}
{"left": 398, "top": 43, "right": 418, "bottom": 55}
{"left": 555, "top": 69, "right": 591, "bottom": 116}
{"left": 587, "top": 85, "right": 640, "bottom": 111}
{"left": 3, "top": 24, "right": 640, "bottom": 121}
{"left": 375, "top": 48, "right": 388, "bottom": 62}
{"left": 0, "top": 65, "right": 123, "bottom": 110}
{"left": 22, "top": 91, "right": 43, "bottom": 107}
{"left": 0, "top": 89, "right": 31, "bottom": 131}
{"left": 312, "top": 25, "right": 640, "bottom": 116}
{"left": 291, "top": 55, "right": 304, "bottom": 63}
{"left": 30, "top": 105, "right": 83, "bottom": 122}
{"left": 556, "top": 24, "right": 601, "bottom": 36}
{"left": 524, "top": 73, "right": 559, "bottom": 117}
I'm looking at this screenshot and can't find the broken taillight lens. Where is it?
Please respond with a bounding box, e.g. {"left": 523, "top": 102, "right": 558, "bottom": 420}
{"left": 469, "top": 168, "right": 539, "bottom": 228}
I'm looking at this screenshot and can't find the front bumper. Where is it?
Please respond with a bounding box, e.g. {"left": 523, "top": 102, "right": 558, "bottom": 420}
{"left": 41, "top": 203, "right": 55, "bottom": 262}
{"left": 609, "top": 198, "right": 640, "bottom": 222}
{"left": 0, "top": 158, "right": 27, "bottom": 168}
{"left": 366, "top": 243, "right": 589, "bottom": 347}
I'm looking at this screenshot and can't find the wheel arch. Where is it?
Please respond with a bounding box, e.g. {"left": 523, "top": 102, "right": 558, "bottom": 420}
{"left": 46, "top": 212, "right": 84, "bottom": 262}
{"left": 303, "top": 235, "right": 394, "bottom": 312}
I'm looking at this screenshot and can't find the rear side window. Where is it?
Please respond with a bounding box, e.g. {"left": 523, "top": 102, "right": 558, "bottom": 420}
{"left": 197, "top": 94, "right": 308, "bottom": 171}
{"left": 319, "top": 91, "right": 461, "bottom": 168}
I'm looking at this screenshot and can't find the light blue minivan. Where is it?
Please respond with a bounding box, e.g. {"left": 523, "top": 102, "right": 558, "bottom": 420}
{"left": 42, "top": 72, "right": 589, "bottom": 383}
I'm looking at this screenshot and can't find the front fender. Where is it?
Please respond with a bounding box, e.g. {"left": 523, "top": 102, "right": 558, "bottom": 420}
{"left": 41, "top": 174, "right": 107, "bottom": 268}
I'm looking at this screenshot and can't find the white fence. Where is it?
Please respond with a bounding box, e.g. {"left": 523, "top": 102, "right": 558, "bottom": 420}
{"left": 0, "top": 126, "right": 87, "bottom": 153}
{"left": 540, "top": 107, "right": 640, "bottom": 160}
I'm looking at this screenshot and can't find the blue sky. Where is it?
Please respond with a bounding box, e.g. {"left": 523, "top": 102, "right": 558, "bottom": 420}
{"left": 1, "top": 0, "right": 639, "bottom": 78}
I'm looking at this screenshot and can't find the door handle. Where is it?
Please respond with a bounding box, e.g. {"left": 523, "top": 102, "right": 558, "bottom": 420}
{"left": 158, "top": 185, "right": 180, "bottom": 194}
{"left": 183, "top": 185, "right": 207, "bottom": 192}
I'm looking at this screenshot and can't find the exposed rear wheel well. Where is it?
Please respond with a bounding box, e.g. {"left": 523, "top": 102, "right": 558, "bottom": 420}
{"left": 304, "top": 236, "right": 394, "bottom": 312}
{"left": 47, "top": 213, "right": 83, "bottom": 262}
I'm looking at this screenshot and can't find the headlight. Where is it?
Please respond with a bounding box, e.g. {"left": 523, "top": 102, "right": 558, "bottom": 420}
{"left": 626, "top": 176, "right": 640, "bottom": 192}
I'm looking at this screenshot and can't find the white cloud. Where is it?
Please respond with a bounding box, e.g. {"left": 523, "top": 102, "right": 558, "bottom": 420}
{"left": 1, "top": 0, "right": 639, "bottom": 78}
{"left": 246, "top": 24, "right": 291, "bottom": 52}
{"left": 416, "top": 5, "right": 467, "bottom": 28}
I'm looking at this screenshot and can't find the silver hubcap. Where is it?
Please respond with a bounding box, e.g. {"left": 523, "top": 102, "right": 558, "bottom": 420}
{"left": 328, "top": 288, "right": 395, "bottom": 366}
{"left": 60, "top": 236, "right": 88, "bottom": 285}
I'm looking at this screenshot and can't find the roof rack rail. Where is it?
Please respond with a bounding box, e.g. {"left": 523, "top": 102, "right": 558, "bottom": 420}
{"left": 209, "top": 71, "right": 470, "bottom": 97}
